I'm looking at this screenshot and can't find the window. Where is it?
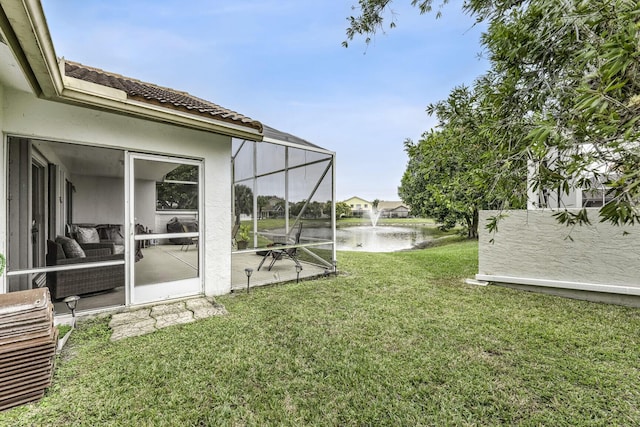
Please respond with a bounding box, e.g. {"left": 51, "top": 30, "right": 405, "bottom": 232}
{"left": 582, "top": 187, "right": 614, "bottom": 208}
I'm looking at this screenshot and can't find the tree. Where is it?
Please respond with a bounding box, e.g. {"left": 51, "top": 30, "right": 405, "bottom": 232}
{"left": 335, "top": 201, "right": 352, "bottom": 218}
{"left": 257, "top": 195, "right": 270, "bottom": 219}
{"left": 289, "top": 200, "right": 324, "bottom": 219}
{"left": 234, "top": 184, "right": 253, "bottom": 224}
{"left": 156, "top": 164, "right": 198, "bottom": 210}
{"left": 399, "top": 85, "right": 524, "bottom": 237}
{"left": 346, "top": 0, "right": 640, "bottom": 228}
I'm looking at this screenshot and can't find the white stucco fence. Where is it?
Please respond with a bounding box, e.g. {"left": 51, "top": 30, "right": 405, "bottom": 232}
{"left": 477, "top": 209, "right": 640, "bottom": 296}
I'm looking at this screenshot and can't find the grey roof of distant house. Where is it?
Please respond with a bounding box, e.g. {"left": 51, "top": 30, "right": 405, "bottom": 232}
{"left": 64, "top": 61, "right": 262, "bottom": 132}
{"left": 378, "top": 201, "right": 408, "bottom": 210}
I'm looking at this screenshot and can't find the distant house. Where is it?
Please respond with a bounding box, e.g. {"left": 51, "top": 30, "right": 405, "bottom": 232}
{"left": 377, "top": 201, "right": 409, "bottom": 218}
{"left": 343, "top": 196, "right": 372, "bottom": 217}
{"left": 258, "top": 197, "right": 285, "bottom": 219}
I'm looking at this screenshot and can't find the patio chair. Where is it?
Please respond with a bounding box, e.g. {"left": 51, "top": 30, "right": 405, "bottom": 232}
{"left": 257, "top": 222, "right": 303, "bottom": 271}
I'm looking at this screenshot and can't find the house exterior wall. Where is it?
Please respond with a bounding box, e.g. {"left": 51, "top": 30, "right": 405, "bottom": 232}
{"left": 73, "top": 175, "right": 125, "bottom": 224}
{"left": 389, "top": 207, "right": 409, "bottom": 218}
{"left": 134, "top": 179, "right": 157, "bottom": 231}
{"left": 343, "top": 196, "right": 372, "bottom": 215}
{"left": 1, "top": 87, "right": 233, "bottom": 296}
{"left": 477, "top": 209, "right": 640, "bottom": 296}
{"left": 380, "top": 205, "right": 409, "bottom": 218}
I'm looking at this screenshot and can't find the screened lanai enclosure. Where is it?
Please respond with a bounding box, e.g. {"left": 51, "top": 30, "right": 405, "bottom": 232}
{"left": 231, "top": 126, "right": 336, "bottom": 289}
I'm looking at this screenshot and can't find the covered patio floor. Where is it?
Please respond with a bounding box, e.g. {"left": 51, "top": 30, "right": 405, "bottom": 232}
{"left": 231, "top": 252, "right": 329, "bottom": 292}
{"left": 52, "top": 248, "right": 328, "bottom": 316}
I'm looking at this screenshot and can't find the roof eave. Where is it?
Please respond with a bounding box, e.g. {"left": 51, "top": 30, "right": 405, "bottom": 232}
{"left": 1, "top": 1, "right": 263, "bottom": 140}
{"left": 0, "top": 0, "right": 63, "bottom": 97}
{"left": 60, "top": 80, "right": 263, "bottom": 140}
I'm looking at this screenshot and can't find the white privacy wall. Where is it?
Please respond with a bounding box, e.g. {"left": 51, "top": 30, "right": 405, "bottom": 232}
{"left": 3, "top": 87, "right": 233, "bottom": 296}
{"left": 477, "top": 210, "right": 640, "bottom": 295}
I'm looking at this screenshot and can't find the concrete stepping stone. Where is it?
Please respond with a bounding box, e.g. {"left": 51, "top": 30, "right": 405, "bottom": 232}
{"left": 154, "top": 312, "right": 195, "bottom": 329}
{"left": 150, "top": 302, "right": 187, "bottom": 317}
{"left": 109, "top": 309, "right": 151, "bottom": 328}
{"left": 109, "top": 298, "right": 227, "bottom": 340}
{"left": 110, "top": 318, "right": 157, "bottom": 341}
{"left": 185, "top": 298, "right": 228, "bottom": 319}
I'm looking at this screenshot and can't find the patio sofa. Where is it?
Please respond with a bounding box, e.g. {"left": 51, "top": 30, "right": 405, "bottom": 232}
{"left": 46, "top": 238, "right": 124, "bottom": 300}
{"left": 68, "top": 223, "right": 145, "bottom": 260}
{"left": 67, "top": 223, "right": 125, "bottom": 254}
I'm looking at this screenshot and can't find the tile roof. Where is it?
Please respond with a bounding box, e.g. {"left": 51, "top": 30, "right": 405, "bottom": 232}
{"left": 64, "top": 61, "right": 262, "bottom": 132}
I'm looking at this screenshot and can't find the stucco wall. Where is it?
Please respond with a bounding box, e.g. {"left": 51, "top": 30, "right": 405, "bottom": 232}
{"left": 134, "top": 179, "right": 157, "bottom": 231}
{"left": 2, "top": 88, "right": 233, "bottom": 297}
{"left": 73, "top": 175, "right": 125, "bottom": 225}
{"left": 478, "top": 210, "right": 640, "bottom": 295}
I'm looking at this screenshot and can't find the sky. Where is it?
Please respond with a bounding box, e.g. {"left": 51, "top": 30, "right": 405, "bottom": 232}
{"left": 41, "top": 0, "right": 489, "bottom": 202}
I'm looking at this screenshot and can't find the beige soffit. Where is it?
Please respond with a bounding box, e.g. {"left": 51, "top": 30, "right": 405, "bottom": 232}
{"left": 0, "top": 0, "right": 62, "bottom": 96}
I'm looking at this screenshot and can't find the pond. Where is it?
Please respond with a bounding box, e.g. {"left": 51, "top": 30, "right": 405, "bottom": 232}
{"left": 299, "top": 224, "right": 443, "bottom": 252}
{"left": 335, "top": 225, "right": 440, "bottom": 252}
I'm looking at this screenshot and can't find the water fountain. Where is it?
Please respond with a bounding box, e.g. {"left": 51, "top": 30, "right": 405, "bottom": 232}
{"left": 368, "top": 209, "right": 382, "bottom": 227}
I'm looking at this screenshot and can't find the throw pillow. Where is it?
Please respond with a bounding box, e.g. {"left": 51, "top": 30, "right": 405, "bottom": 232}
{"left": 76, "top": 226, "right": 100, "bottom": 244}
{"left": 55, "top": 236, "right": 86, "bottom": 258}
{"left": 103, "top": 225, "right": 124, "bottom": 244}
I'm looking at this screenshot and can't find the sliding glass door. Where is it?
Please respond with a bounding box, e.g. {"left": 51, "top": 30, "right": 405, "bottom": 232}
{"left": 5, "top": 139, "right": 204, "bottom": 310}
{"left": 5, "top": 137, "right": 126, "bottom": 314}
{"left": 129, "top": 154, "right": 202, "bottom": 304}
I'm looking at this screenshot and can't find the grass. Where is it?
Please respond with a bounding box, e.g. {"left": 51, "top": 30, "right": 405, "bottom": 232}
{"left": 2, "top": 240, "right": 639, "bottom": 425}
{"left": 56, "top": 324, "right": 72, "bottom": 338}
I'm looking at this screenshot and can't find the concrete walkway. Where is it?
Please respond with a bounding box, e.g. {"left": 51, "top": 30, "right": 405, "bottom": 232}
{"left": 108, "top": 297, "right": 227, "bottom": 341}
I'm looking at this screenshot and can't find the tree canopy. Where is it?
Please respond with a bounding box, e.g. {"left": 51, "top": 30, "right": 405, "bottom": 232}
{"left": 336, "top": 201, "right": 352, "bottom": 218}
{"left": 156, "top": 164, "right": 198, "bottom": 210}
{"left": 399, "top": 85, "right": 525, "bottom": 237}
{"left": 234, "top": 184, "right": 253, "bottom": 224}
{"left": 347, "top": 0, "right": 640, "bottom": 229}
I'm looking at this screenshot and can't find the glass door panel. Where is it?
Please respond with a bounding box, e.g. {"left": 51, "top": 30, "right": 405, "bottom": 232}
{"left": 130, "top": 155, "right": 202, "bottom": 304}
{"left": 6, "top": 137, "right": 126, "bottom": 314}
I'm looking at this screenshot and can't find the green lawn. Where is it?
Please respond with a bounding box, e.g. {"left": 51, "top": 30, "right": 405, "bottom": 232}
{"left": 3, "top": 240, "right": 639, "bottom": 425}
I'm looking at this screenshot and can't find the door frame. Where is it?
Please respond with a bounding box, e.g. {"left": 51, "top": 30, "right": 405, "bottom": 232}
{"left": 30, "top": 153, "right": 47, "bottom": 269}
{"left": 127, "top": 152, "right": 204, "bottom": 305}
